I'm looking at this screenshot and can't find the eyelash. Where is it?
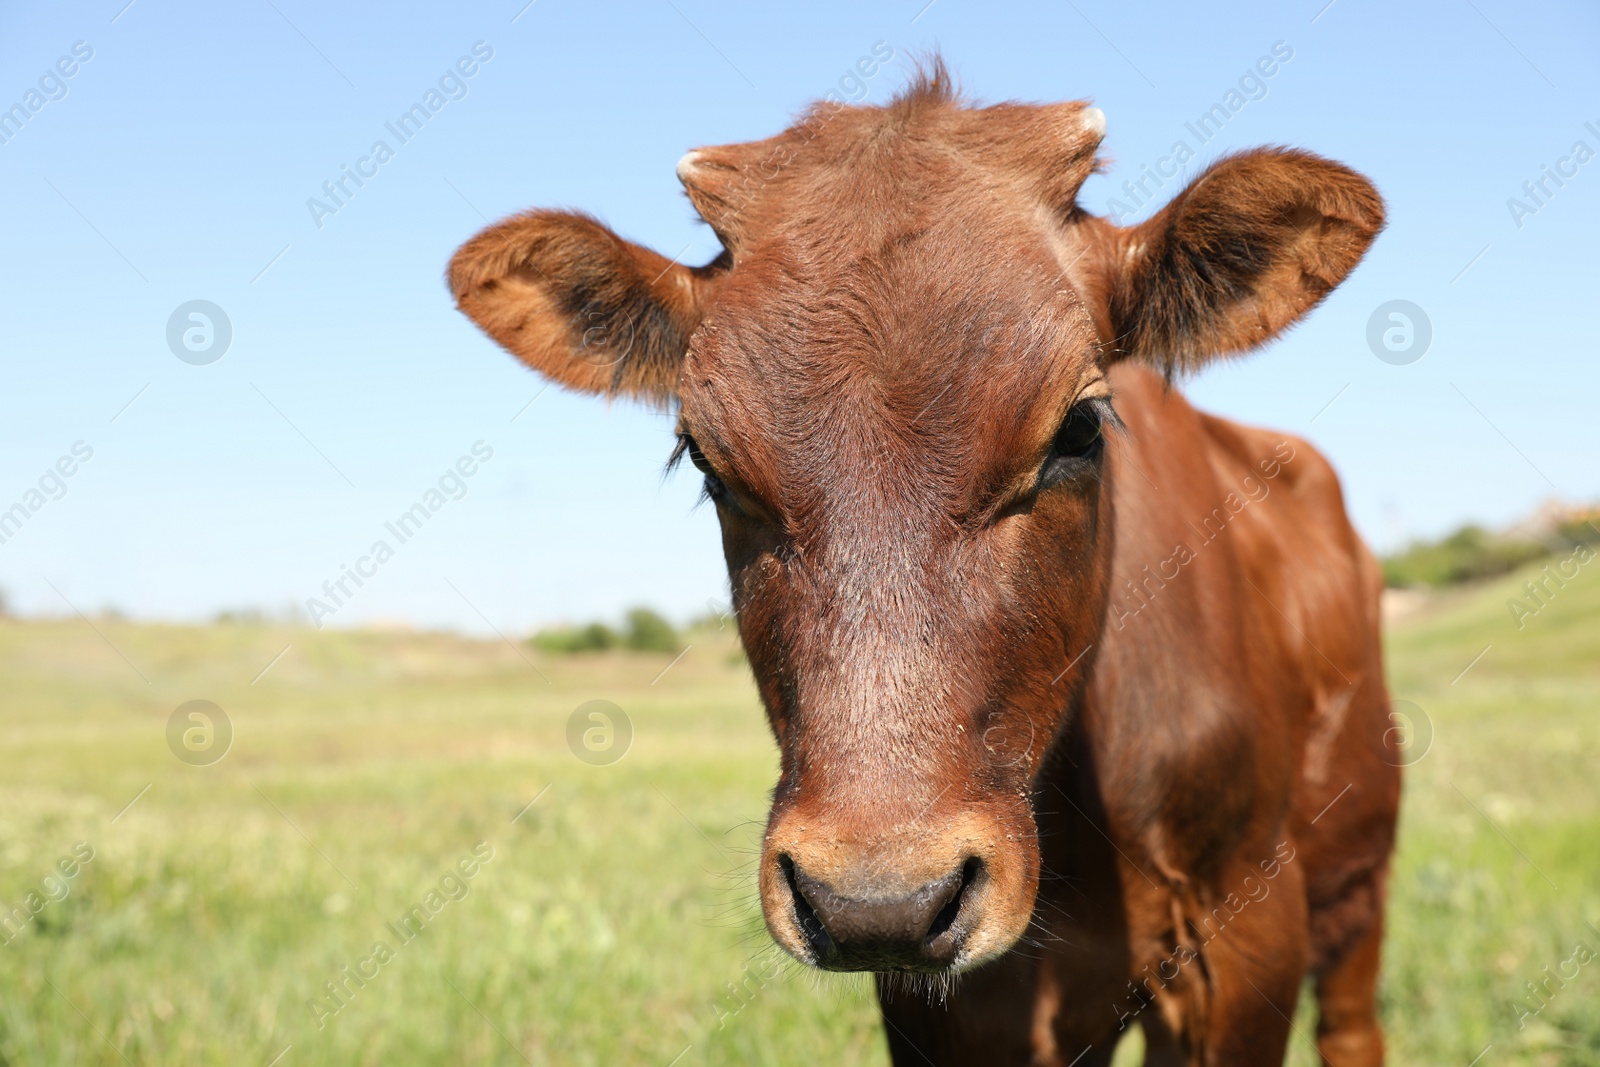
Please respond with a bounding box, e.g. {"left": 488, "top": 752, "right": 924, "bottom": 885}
{"left": 671, "top": 433, "right": 730, "bottom": 505}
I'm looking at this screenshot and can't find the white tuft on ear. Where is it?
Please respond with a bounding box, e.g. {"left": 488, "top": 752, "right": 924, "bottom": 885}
{"left": 1081, "top": 107, "right": 1106, "bottom": 139}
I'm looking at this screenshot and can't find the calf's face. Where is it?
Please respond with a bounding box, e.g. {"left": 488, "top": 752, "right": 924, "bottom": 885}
{"left": 449, "top": 75, "right": 1382, "bottom": 974}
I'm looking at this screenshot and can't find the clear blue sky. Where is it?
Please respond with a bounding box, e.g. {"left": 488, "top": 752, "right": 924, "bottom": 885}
{"left": 2, "top": 0, "right": 1596, "bottom": 634}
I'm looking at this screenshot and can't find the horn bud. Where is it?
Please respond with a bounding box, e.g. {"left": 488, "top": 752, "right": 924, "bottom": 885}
{"left": 956, "top": 100, "right": 1106, "bottom": 207}
{"left": 1081, "top": 106, "right": 1106, "bottom": 139}
{"left": 675, "top": 139, "right": 782, "bottom": 250}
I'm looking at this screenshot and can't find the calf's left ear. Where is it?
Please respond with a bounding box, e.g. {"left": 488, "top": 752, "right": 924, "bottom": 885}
{"left": 1098, "top": 148, "right": 1384, "bottom": 373}
{"left": 448, "top": 210, "right": 728, "bottom": 405}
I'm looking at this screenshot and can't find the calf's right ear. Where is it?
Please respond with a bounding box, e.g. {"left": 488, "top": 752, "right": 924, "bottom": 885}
{"left": 447, "top": 211, "right": 728, "bottom": 405}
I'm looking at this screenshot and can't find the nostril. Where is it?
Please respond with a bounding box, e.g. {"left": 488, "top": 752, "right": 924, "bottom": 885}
{"left": 775, "top": 854, "right": 980, "bottom": 971}
{"left": 925, "top": 857, "right": 980, "bottom": 944}
{"left": 779, "top": 854, "right": 831, "bottom": 953}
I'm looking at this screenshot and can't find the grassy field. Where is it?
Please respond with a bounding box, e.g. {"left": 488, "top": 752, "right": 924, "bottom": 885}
{"left": 0, "top": 555, "right": 1596, "bottom": 1066}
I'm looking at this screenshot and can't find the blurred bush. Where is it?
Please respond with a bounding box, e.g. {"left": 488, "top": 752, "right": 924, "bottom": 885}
{"left": 621, "top": 607, "right": 679, "bottom": 652}
{"left": 1555, "top": 507, "right": 1600, "bottom": 548}
{"left": 531, "top": 621, "right": 620, "bottom": 653}
{"left": 1383, "top": 525, "right": 1553, "bottom": 588}
{"left": 530, "top": 607, "right": 681, "bottom": 654}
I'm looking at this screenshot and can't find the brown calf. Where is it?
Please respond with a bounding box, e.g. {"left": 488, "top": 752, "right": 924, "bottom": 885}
{"left": 449, "top": 64, "right": 1401, "bottom": 1066}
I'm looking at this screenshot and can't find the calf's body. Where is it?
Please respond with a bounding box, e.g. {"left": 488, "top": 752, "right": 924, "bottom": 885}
{"left": 449, "top": 65, "right": 1400, "bottom": 1064}
{"left": 877, "top": 364, "right": 1399, "bottom": 1064}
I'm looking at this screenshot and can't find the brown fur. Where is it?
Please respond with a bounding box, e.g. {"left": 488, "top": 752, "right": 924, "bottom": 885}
{"left": 450, "top": 62, "right": 1399, "bottom": 1066}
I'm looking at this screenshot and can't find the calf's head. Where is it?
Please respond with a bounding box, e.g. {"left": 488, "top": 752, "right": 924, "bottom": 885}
{"left": 450, "top": 70, "right": 1381, "bottom": 974}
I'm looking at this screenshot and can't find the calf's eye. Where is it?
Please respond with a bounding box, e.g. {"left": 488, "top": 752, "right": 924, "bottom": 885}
{"left": 1052, "top": 404, "right": 1104, "bottom": 460}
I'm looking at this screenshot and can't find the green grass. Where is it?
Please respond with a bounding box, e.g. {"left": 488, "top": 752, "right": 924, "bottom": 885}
{"left": 1363, "top": 558, "right": 1600, "bottom": 1067}
{"left": 0, "top": 554, "right": 1596, "bottom": 1065}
